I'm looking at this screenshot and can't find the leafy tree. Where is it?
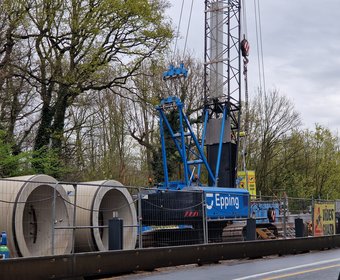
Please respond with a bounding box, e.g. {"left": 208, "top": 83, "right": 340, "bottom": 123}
{"left": 10, "top": 0, "right": 173, "bottom": 173}
{"left": 0, "top": 130, "right": 65, "bottom": 177}
{"left": 0, "top": 130, "right": 21, "bottom": 176}
{"left": 296, "top": 125, "right": 340, "bottom": 199}
{"left": 29, "top": 147, "right": 67, "bottom": 178}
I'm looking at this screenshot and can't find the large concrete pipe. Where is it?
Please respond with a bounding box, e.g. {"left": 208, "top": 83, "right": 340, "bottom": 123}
{"left": 0, "top": 175, "right": 73, "bottom": 257}
{"left": 66, "top": 180, "right": 137, "bottom": 252}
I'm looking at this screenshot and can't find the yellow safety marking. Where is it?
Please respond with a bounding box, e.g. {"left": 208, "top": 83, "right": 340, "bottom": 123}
{"left": 263, "top": 263, "right": 340, "bottom": 280}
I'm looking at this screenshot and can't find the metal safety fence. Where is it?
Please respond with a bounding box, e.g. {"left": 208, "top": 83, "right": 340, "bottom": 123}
{"left": 138, "top": 188, "right": 206, "bottom": 247}
{"left": 0, "top": 176, "right": 140, "bottom": 258}
{"left": 0, "top": 175, "right": 339, "bottom": 259}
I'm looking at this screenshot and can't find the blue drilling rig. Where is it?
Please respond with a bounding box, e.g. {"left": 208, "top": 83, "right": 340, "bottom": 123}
{"left": 140, "top": 1, "right": 280, "bottom": 246}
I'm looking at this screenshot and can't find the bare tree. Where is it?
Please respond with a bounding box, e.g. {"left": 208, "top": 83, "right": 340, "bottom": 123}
{"left": 0, "top": 1, "right": 40, "bottom": 153}
{"left": 247, "top": 89, "right": 301, "bottom": 194}
{"left": 127, "top": 54, "right": 205, "bottom": 182}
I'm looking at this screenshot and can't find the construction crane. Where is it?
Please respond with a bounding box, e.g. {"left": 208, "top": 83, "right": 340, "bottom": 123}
{"left": 140, "top": 0, "right": 279, "bottom": 246}
{"left": 204, "top": 0, "right": 244, "bottom": 188}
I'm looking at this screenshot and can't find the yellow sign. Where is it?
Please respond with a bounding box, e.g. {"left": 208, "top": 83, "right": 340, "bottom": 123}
{"left": 237, "top": 170, "right": 256, "bottom": 196}
{"left": 313, "top": 202, "right": 336, "bottom": 236}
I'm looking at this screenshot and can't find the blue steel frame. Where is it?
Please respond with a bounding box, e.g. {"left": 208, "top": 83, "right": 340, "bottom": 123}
{"left": 156, "top": 96, "right": 230, "bottom": 189}
{"left": 214, "top": 105, "right": 227, "bottom": 187}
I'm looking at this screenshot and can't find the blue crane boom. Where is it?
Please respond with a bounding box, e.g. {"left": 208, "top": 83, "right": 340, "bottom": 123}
{"left": 156, "top": 96, "right": 215, "bottom": 189}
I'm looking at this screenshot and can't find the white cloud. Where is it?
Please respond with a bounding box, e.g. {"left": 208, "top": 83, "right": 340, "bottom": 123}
{"left": 166, "top": 0, "right": 340, "bottom": 131}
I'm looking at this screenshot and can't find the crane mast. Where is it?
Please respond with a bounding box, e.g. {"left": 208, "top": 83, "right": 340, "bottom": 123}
{"left": 159, "top": 0, "right": 244, "bottom": 189}
{"left": 204, "top": 0, "right": 242, "bottom": 188}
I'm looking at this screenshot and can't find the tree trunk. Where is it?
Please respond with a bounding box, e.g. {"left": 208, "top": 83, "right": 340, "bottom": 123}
{"left": 51, "top": 88, "right": 69, "bottom": 151}
{"left": 34, "top": 101, "right": 54, "bottom": 151}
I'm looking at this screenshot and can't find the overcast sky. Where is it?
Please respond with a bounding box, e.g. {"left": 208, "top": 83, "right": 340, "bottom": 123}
{"left": 167, "top": 1, "right": 340, "bottom": 132}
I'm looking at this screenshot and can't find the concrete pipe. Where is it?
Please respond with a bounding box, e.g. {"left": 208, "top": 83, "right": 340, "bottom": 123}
{"left": 66, "top": 180, "right": 137, "bottom": 252}
{"left": 0, "top": 175, "right": 73, "bottom": 257}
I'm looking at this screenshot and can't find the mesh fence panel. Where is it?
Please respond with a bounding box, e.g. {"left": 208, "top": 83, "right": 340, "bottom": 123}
{"left": 0, "top": 178, "right": 139, "bottom": 256}
{"left": 0, "top": 176, "right": 73, "bottom": 257}
{"left": 1, "top": 177, "right": 339, "bottom": 257}
{"left": 139, "top": 188, "right": 205, "bottom": 247}
{"left": 62, "top": 182, "right": 139, "bottom": 252}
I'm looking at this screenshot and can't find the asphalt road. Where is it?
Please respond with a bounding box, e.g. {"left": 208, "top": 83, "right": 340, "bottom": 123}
{"left": 108, "top": 248, "right": 340, "bottom": 280}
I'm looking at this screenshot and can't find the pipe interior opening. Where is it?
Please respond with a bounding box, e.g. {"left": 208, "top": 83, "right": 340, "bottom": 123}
{"left": 96, "top": 188, "right": 134, "bottom": 249}
{"left": 22, "top": 185, "right": 71, "bottom": 256}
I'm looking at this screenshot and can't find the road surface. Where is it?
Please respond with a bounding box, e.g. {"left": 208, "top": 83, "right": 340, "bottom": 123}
{"left": 108, "top": 248, "right": 340, "bottom": 280}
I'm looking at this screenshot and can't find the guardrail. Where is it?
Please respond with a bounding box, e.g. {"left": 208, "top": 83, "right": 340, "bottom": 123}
{"left": 1, "top": 235, "right": 339, "bottom": 280}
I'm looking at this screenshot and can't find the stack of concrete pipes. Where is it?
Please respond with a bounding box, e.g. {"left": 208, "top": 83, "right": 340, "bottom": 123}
{"left": 0, "top": 175, "right": 137, "bottom": 257}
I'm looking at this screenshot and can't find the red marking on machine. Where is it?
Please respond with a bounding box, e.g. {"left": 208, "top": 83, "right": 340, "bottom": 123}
{"left": 184, "top": 211, "right": 199, "bottom": 217}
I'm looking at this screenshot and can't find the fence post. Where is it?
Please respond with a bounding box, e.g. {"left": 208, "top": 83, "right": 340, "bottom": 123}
{"left": 246, "top": 218, "right": 256, "bottom": 241}
{"left": 51, "top": 182, "right": 57, "bottom": 255}
{"left": 283, "top": 194, "right": 287, "bottom": 239}
{"left": 108, "top": 218, "right": 123, "bottom": 250}
{"left": 248, "top": 193, "right": 251, "bottom": 219}
{"left": 202, "top": 191, "right": 208, "bottom": 244}
{"left": 72, "top": 183, "right": 77, "bottom": 253}
{"left": 295, "top": 218, "right": 304, "bottom": 237}
{"left": 138, "top": 188, "right": 143, "bottom": 249}
{"left": 311, "top": 197, "right": 314, "bottom": 236}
